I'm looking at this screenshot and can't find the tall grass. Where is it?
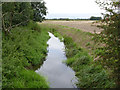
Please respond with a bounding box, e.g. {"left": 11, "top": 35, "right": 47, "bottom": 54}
{"left": 63, "top": 36, "right": 116, "bottom": 88}
{"left": 2, "top": 21, "right": 49, "bottom": 88}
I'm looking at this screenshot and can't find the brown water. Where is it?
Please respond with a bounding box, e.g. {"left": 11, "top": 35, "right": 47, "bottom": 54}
{"left": 36, "top": 32, "right": 78, "bottom": 88}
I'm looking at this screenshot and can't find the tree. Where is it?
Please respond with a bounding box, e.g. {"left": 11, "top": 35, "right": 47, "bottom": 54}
{"left": 2, "top": 2, "right": 33, "bottom": 33}
{"left": 12, "top": 2, "right": 33, "bottom": 26}
{"left": 31, "top": 1, "right": 47, "bottom": 22}
{"left": 2, "top": 1, "right": 47, "bottom": 33}
{"left": 94, "top": 0, "right": 120, "bottom": 87}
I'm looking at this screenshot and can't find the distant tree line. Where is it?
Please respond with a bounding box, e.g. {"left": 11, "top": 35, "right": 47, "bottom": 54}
{"left": 2, "top": 1, "right": 47, "bottom": 34}
{"left": 90, "top": 16, "right": 102, "bottom": 20}
{"left": 46, "top": 16, "right": 102, "bottom": 21}
{"left": 46, "top": 18, "right": 90, "bottom": 21}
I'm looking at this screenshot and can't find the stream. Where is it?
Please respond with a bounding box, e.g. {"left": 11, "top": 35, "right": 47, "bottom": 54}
{"left": 35, "top": 32, "right": 78, "bottom": 88}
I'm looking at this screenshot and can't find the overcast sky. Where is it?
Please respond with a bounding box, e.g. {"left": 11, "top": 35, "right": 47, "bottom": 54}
{"left": 44, "top": 0, "right": 105, "bottom": 19}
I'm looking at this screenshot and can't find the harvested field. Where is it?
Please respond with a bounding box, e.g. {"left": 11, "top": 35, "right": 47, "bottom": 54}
{"left": 43, "top": 20, "right": 103, "bottom": 33}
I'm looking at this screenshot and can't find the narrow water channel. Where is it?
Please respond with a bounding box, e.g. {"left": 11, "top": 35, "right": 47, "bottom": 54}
{"left": 36, "top": 32, "right": 77, "bottom": 88}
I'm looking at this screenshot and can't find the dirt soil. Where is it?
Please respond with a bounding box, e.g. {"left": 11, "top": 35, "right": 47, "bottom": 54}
{"left": 43, "top": 20, "right": 103, "bottom": 33}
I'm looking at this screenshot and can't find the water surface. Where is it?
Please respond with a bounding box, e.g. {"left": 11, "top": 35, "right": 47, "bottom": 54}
{"left": 36, "top": 32, "right": 77, "bottom": 88}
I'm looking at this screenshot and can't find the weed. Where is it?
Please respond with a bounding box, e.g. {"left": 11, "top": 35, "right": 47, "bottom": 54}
{"left": 86, "top": 42, "right": 91, "bottom": 46}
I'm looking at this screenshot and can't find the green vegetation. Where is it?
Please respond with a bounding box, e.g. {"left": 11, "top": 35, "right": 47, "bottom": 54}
{"left": 94, "top": 0, "right": 120, "bottom": 87}
{"left": 9, "top": 70, "right": 49, "bottom": 88}
{"left": 2, "top": 1, "right": 49, "bottom": 88}
{"left": 49, "top": 28, "right": 64, "bottom": 41}
{"left": 2, "top": 21, "right": 49, "bottom": 88}
{"left": 31, "top": 2, "right": 47, "bottom": 22}
{"left": 63, "top": 36, "right": 116, "bottom": 88}
{"left": 2, "top": 1, "right": 47, "bottom": 33}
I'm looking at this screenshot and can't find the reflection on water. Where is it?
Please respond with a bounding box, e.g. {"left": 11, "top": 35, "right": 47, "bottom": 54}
{"left": 36, "top": 32, "right": 77, "bottom": 88}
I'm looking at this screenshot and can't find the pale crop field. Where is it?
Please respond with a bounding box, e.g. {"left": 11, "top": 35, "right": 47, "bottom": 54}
{"left": 43, "top": 20, "right": 103, "bottom": 34}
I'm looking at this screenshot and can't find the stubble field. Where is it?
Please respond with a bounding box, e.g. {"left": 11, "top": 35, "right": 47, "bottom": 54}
{"left": 43, "top": 20, "right": 103, "bottom": 33}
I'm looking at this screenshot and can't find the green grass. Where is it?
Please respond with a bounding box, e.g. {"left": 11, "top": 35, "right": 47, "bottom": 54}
{"left": 2, "top": 21, "right": 49, "bottom": 88}
{"left": 63, "top": 35, "right": 116, "bottom": 88}
{"left": 11, "top": 70, "right": 49, "bottom": 88}
{"left": 49, "top": 28, "right": 64, "bottom": 41}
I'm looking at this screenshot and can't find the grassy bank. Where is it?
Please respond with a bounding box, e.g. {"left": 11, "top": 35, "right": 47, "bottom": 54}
{"left": 42, "top": 23, "right": 116, "bottom": 88}
{"left": 2, "top": 21, "right": 49, "bottom": 88}
{"left": 63, "top": 36, "right": 116, "bottom": 88}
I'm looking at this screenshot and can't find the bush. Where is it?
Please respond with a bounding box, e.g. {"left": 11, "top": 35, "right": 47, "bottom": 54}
{"left": 95, "top": 1, "right": 120, "bottom": 87}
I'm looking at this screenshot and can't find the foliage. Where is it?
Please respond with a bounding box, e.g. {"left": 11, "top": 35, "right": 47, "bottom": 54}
{"left": 2, "top": 1, "right": 47, "bottom": 33}
{"left": 94, "top": 0, "right": 120, "bottom": 87}
{"left": 63, "top": 35, "right": 116, "bottom": 88}
{"left": 31, "top": 1, "right": 47, "bottom": 22}
{"left": 2, "top": 2, "right": 33, "bottom": 33}
{"left": 2, "top": 22, "right": 49, "bottom": 88}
